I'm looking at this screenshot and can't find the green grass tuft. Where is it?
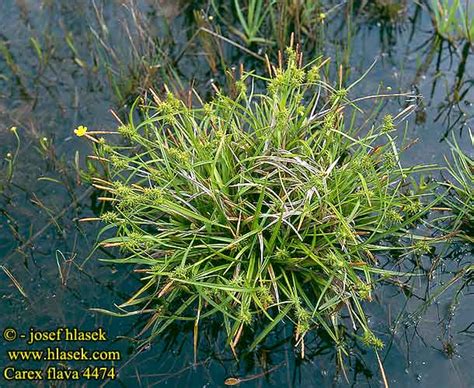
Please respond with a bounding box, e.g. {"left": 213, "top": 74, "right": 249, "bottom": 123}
{"left": 87, "top": 48, "right": 441, "bottom": 359}
{"left": 431, "top": 0, "right": 474, "bottom": 44}
{"left": 441, "top": 131, "right": 474, "bottom": 242}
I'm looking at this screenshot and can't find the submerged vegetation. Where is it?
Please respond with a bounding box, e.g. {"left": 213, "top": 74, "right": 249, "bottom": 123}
{"left": 83, "top": 48, "right": 448, "bottom": 364}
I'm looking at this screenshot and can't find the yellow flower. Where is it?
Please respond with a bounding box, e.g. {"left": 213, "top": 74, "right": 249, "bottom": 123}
{"left": 74, "top": 125, "right": 88, "bottom": 137}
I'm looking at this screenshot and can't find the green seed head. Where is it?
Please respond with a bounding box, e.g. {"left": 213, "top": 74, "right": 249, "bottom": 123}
{"left": 386, "top": 209, "right": 403, "bottom": 225}
{"left": 143, "top": 187, "right": 164, "bottom": 204}
{"left": 384, "top": 152, "right": 397, "bottom": 169}
{"left": 101, "top": 143, "right": 114, "bottom": 154}
{"left": 323, "top": 112, "right": 337, "bottom": 130}
{"left": 292, "top": 67, "right": 305, "bottom": 86}
{"left": 294, "top": 304, "right": 311, "bottom": 334}
{"left": 276, "top": 106, "right": 290, "bottom": 129}
{"left": 158, "top": 93, "right": 185, "bottom": 125}
{"left": 214, "top": 128, "right": 226, "bottom": 140}
{"left": 257, "top": 287, "right": 274, "bottom": 309}
{"left": 413, "top": 239, "right": 431, "bottom": 255}
{"left": 268, "top": 53, "right": 305, "bottom": 95}
{"left": 165, "top": 92, "right": 182, "bottom": 110}
{"left": 268, "top": 71, "right": 285, "bottom": 95}
{"left": 285, "top": 47, "right": 298, "bottom": 64}
{"left": 117, "top": 194, "right": 141, "bottom": 211}
{"left": 239, "top": 308, "right": 252, "bottom": 325}
{"left": 296, "top": 104, "right": 305, "bottom": 116}
{"left": 307, "top": 65, "right": 321, "bottom": 83}
{"left": 113, "top": 182, "right": 134, "bottom": 198}
{"left": 335, "top": 88, "right": 348, "bottom": 99}
{"left": 203, "top": 103, "right": 213, "bottom": 116}
{"left": 168, "top": 148, "right": 190, "bottom": 165}
{"left": 355, "top": 154, "right": 374, "bottom": 172}
{"left": 124, "top": 232, "right": 145, "bottom": 250}
{"left": 296, "top": 320, "right": 310, "bottom": 335}
{"left": 357, "top": 187, "right": 374, "bottom": 200}
{"left": 405, "top": 199, "right": 422, "bottom": 215}
{"left": 101, "top": 211, "right": 119, "bottom": 223}
{"left": 357, "top": 282, "right": 372, "bottom": 300}
{"left": 382, "top": 114, "right": 395, "bottom": 132}
{"left": 235, "top": 80, "right": 247, "bottom": 95}
{"left": 110, "top": 154, "right": 128, "bottom": 170}
{"left": 295, "top": 305, "right": 311, "bottom": 323}
{"left": 362, "top": 330, "right": 384, "bottom": 349}
{"left": 118, "top": 124, "right": 137, "bottom": 139}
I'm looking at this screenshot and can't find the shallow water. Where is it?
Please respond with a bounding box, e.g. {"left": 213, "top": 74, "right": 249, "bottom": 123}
{"left": 0, "top": 1, "right": 472, "bottom": 387}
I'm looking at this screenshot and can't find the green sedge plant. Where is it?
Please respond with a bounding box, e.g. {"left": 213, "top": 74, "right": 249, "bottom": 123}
{"left": 82, "top": 48, "right": 442, "bottom": 366}
{"left": 219, "top": 0, "right": 272, "bottom": 44}
{"left": 440, "top": 131, "right": 473, "bottom": 242}
{"left": 211, "top": 0, "right": 327, "bottom": 50}
{"left": 430, "top": 0, "right": 474, "bottom": 45}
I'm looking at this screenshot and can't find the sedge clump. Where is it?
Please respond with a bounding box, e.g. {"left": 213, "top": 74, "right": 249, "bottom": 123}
{"left": 87, "top": 48, "right": 438, "bottom": 360}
